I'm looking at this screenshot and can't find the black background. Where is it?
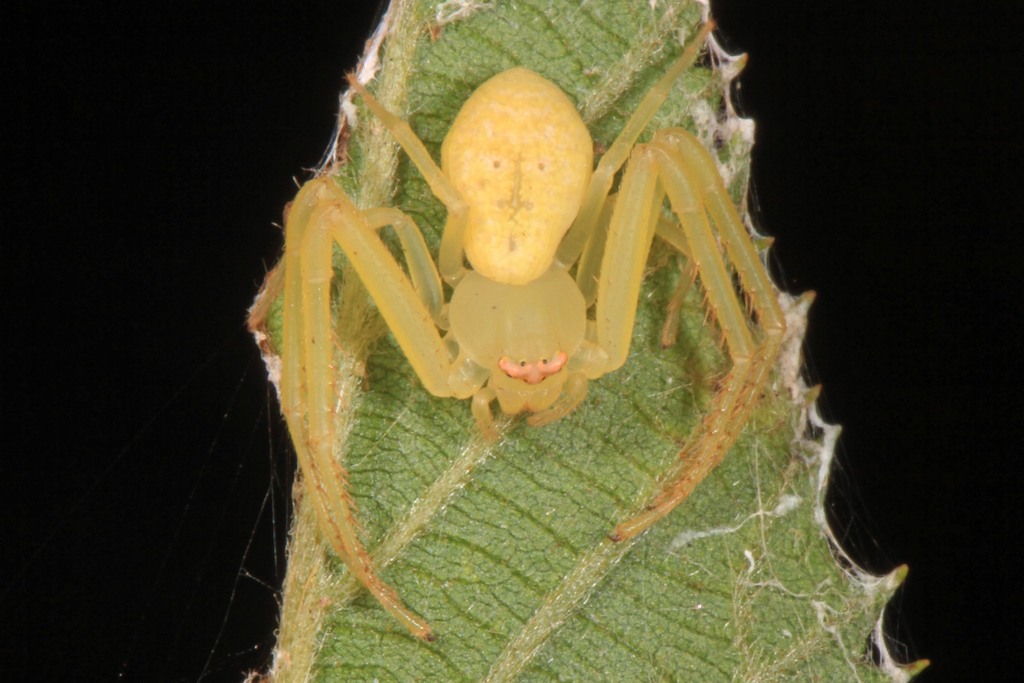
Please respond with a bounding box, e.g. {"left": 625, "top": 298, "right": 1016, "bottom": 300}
{"left": 3, "top": 1, "right": 1019, "bottom": 681}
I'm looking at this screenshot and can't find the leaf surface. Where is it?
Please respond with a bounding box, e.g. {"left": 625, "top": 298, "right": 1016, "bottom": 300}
{"left": 254, "top": 1, "right": 914, "bottom": 681}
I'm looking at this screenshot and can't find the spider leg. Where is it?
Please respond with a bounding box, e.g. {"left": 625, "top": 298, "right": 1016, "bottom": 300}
{"left": 609, "top": 129, "right": 785, "bottom": 542}
{"left": 471, "top": 385, "right": 500, "bottom": 442}
{"left": 363, "top": 207, "right": 445, "bottom": 327}
{"left": 347, "top": 75, "right": 470, "bottom": 285}
{"left": 556, "top": 21, "right": 715, "bottom": 268}
{"left": 591, "top": 144, "right": 663, "bottom": 371}
{"left": 575, "top": 193, "right": 616, "bottom": 307}
{"left": 282, "top": 177, "right": 469, "bottom": 641}
{"left": 654, "top": 213, "right": 698, "bottom": 348}
{"left": 526, "top": 373, "right": 590, "bottom": 427}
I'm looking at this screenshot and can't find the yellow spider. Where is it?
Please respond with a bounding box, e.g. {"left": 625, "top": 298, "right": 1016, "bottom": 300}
{"left": 279, "top": 21, "right": 783, "bottom": 641}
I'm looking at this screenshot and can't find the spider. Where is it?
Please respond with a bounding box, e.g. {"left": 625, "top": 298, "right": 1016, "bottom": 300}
{"left": 279, "top": 21, "right": 784, "bottom": 642}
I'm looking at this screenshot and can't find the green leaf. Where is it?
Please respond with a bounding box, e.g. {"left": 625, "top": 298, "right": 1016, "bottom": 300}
{"left": 250, "top": 1, "right": 922, "bottom": 680}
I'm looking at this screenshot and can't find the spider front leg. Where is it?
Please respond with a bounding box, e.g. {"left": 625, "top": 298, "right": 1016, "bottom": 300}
{"left": 593, "top": 129, "right": 785, "bottom": 543}
{"left": 282, "top": 176, "right": 478, "bottom": 641}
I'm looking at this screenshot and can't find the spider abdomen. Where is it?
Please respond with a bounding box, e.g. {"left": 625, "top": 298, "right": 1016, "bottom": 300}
{"left": 441, "top": 68, "right": 593, "bottom": 285}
